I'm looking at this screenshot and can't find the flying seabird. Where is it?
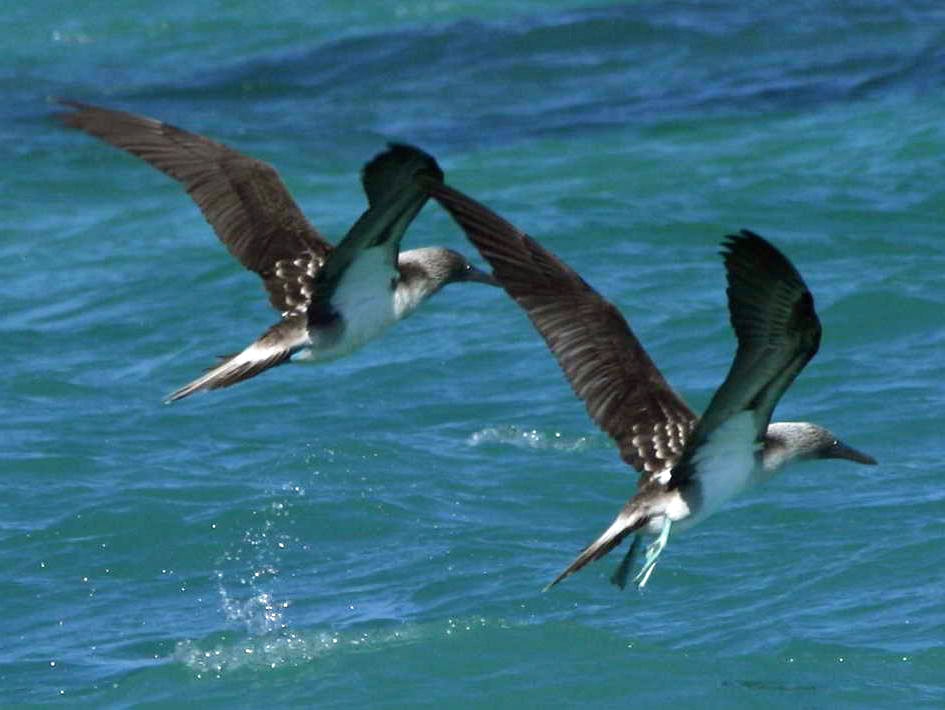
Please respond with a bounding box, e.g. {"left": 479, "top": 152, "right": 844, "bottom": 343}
{"left": 423, "top": 180, "right": 876, "bottom": 590}
{"left": 56, "top": 101, "right": 497, "bottom": 401}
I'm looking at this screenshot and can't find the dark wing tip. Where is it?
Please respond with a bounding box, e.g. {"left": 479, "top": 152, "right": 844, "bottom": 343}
{"left": 385, "top": 142, "right": 444, "bottom": 181}
{"left": 52, "top": 97, "right": 90, "bottom": 127}
{"left": 55, "top": 97, "right": 86, "bottom": 109}
{"left": 720, "top": 229, "right": 807, "bottom": 284}
{"left": 714, "top": 228, "right": 823, "bottom": 419}
{"left": 720, "top": 228, "right": 784, "bottom": 269}
{"left": 720, "top": 228, "right": 814, "bottom": 306}
{"left": 54, "top": 98, "right": 133, "bottom": 126}
{"left": 361, "top": 143, "right": 443, "bottom": 207}
{"left": 722, "top": 229, "right": 821, "bottom": 328}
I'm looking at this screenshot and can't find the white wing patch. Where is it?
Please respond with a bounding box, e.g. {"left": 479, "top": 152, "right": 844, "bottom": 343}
{"left": 272, "top": 251, "right": 324, "bottom": 317}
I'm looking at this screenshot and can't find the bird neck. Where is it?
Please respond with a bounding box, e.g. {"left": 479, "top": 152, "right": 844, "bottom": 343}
{"left": 756, "top": 421, "right": 820, "bottom": 482}
{"left": 393, "top": 250, "right": 456, "bottom": 318}
{"left": 392, "top": 261, "right": 441, "bottom": 319}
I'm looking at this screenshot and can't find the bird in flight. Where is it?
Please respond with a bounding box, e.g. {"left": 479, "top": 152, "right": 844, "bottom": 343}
{"left": 423, "top": 179, "right": 876, "bottom": 590}
{"left": 57, "top": 101, "right": 497, "bottom": 401}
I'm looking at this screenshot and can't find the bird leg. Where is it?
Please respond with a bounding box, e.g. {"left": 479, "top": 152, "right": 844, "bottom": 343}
{"left": 633, "top": 518, "right": 672, "bottom": 588}
{"left": 610, "top": 534, "right": 641, "bottom": 590}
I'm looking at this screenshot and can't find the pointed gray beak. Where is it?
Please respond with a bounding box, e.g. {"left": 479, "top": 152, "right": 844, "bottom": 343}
{"left": 464, "top": 263, "right": 501, "bottom": 286}
{"left": 826, "top": 439, "right": 877, "bottom": 465}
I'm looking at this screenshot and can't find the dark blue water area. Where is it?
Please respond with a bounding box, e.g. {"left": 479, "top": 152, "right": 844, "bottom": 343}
{"left": 3, "top": 1, "right": 945, "bottom": 707}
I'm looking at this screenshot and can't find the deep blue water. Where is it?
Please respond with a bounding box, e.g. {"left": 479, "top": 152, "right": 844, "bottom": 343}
{"left": 4, "top": 2, "right": 945, "bottom": 707}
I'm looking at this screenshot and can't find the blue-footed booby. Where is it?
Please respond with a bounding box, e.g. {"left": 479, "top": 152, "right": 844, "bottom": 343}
{"left": 423, "top": 180, "right": 876, "bottom": 590}
{"left": 56, "top": 101, "right": 497, "bottom": 401}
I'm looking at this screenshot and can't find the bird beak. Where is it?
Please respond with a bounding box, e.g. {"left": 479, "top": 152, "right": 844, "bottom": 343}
{"left": 826, "top": 439, "right": 877, "bottom": 465}
{"left": 464, "top": 264, "right": 501, "bottom": 286}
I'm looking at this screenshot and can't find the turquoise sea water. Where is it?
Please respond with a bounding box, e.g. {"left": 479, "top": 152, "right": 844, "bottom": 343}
{"left": 4, "top": 2, "right": 945, "bottom": 707}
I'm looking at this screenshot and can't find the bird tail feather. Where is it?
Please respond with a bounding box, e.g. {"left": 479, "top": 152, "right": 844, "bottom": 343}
{"left": 544, "top": 505, "right": 648, "bottom": 591}
{"left": 164, "top": 346, "right": 290, "bottom": 402}
{"left": 164, "top": 319, "right": 305, "bottom": 402}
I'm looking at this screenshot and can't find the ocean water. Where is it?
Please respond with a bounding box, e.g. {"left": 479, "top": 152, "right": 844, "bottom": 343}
{"left": 4, "top": 1, "right": 945, "bottom": 707}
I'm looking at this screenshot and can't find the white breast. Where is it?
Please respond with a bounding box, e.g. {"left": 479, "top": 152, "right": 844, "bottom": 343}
{"left": 686, "top": 410, "right": 759, "bottom": 526}
{"left": 296, "top": 246, "right": 400, "bottom": 362}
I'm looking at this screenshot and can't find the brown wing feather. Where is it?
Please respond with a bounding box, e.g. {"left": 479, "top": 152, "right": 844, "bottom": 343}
{"left": 425, "top": 181, "right": 697, "bottom": 476}
{"left": 56, "top": 100, "right": 331, "bottom": 316}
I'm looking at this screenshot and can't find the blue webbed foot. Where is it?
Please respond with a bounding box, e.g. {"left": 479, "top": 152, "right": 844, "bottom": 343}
{"left": 632, "top": 518, "right": 672, "bottom": 588}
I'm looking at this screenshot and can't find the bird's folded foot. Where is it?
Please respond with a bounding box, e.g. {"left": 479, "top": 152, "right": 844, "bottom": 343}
{"left": 633, "top": 518, "right": 672, "bottom": 589}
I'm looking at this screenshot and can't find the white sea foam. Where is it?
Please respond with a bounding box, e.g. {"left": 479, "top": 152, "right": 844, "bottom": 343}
{"left": 173, "top": 616, "right": 505, "bottom": 675}
{"left": 467, "top": 425, "right": 590, "bottom": 452}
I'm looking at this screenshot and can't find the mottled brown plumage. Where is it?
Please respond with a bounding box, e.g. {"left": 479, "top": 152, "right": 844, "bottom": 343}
{"left": 423, "top": 180, "right": 697, "bottom": 481}
{"left": 57, "top": 104, "right": 495, "bottom": 400}
{"left": 57, "top": 99, "right": 332, "bottom": 318}
{"left": 425, "top": 180, "right": 875, "bottom": 590}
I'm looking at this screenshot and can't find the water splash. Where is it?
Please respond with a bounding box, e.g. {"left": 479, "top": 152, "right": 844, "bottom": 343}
{"left": 213, "top": 483, "right": 308, "bottom": 636}
{"left": 467, "top": 425, "right": 590, "bottom": 452}
{"left": 173, "top": 616, "right": 503, "bottom": 676}
{"left": 173, "top": 627, "right": 415, "bottom": 674}
{"left": 217, "top": 580, "right": 288, "bottom": 637}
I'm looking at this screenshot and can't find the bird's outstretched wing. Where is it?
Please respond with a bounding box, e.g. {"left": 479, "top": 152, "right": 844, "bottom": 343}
{"left": 669, "top": 230, "right": 821, "bottom": 488}
{"left": 163, "top": 145, "right": 445, "bottom": 400}
{"left": 547, "top": 230, "right": 822, "bottom": 588}
{"left": 57, "top": 100, "right": 332, "bottom": 317}
{"left": 310, "top": 144, "right": 444, "bottom": 309}
{"left": 424, "top": 180, "right": 697, "bottom": 478}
